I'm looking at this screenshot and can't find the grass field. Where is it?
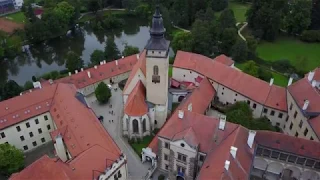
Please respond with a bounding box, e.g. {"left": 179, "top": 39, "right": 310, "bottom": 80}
{"left": 235, "top": 63, "right": 288, "bottom": 87}
{"left": 257, "top": 37, "right": 320, "bottom": 72}
{"left": 130, "top": 136, "right": 154, "bottom": 156}
{"left": 4, "top": 12, "right": 26, "bottom": 24}
{"left": 215, "top": 2, "right": 250, "bottom": 22}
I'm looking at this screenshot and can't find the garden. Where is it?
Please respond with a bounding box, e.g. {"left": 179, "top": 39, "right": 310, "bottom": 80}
{"left": 129, "top": 135, "right": 154, "bottom": 157}
{"left": 4, "top": 12, "right": 26, "bottom": 24}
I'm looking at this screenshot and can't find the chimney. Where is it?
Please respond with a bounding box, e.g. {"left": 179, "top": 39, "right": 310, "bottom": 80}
{"left": 29, "top": 89, "right": 32, "bottom": 93}
{"left": 20, "top": 93, "right": 22, "bottom": 96}
{"left": 81, "top": 68, "right": 84, "bottom": 72}
{"left": 136, "top": 54, "right": 140, "bottom": 59}
{"left": 188, "top": 103, "right": 192, "bottom": 111}
{"left": 308, "top": 71, "right": 315, "bottom": 82}
{"left": 287, "top": 77, "right": 293, "bottom": 86}
{"left": 87, "top": 71, "right": 91, "bottom": 78}
{"left": 94, "top": 65, "right": 98, "bottom": 69}
{"left": 219, "top": 115, "right": 227, "bottom": 130}
{"left": 224, "top": 160, "right": 230, "bottom": 171}
{"left": 269, "top": 78, "right": 274, "bottom": 86}
{"left": 116, "top": 60, "right": 118, "bottom": 66}
{"left": 303, "top": 100, "right": 309, "bottom": 110}
{"left": 122, "top": 56, "right": 124, "bottom": 59}
{"left": 312, "top": 80, "right": 317, "bottom": 87}
{"left": 247, "top": 130, "right": 256, "bottom": 148}
{"left": 68, "top": 72, "right": 72, "bottom": 76}
{"left": 75, "top": 70, "right": 78, "bottom": 74}
{"left": 230, "top": 146, "right": 238, "bottom": 159}
{"left": 178, "top": 110, "right": 184, "bottom": 119}
{"left": 100, "top": 61, "right": 103, "bottom": 65}
{"left": 103, "top": 60, "right": 106, "bottom": 64}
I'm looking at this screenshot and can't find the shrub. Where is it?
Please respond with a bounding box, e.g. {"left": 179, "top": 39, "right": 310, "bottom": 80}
{"left": 95, "top": 82, "right": 111, "bottom": 104}
{"left": 258, "top": 68, "right": 273, "bottom": 81}
{"left": 24, "top": 81, "right": 34, "bottom": 90}
{"left": 59, "top": 69, "right": 69, "bottom": 75}
{"left": 50, "top": 71, "right": 59, "bottom": 80}
{"left": 158, "top": 175, "right": 165, "bottom": 180}
{"left": 41, "top": 72, "right": 51, "bottom": 80}
{"left": 271, "top": 59, "right": 295, "bottom": 73}
{"left": 300, "top": 30, "right": 320, "bottom": 42}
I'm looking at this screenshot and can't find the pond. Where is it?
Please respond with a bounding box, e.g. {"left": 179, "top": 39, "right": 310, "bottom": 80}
{"left": 2, "top": 18, "right": 174, "bottom": 85}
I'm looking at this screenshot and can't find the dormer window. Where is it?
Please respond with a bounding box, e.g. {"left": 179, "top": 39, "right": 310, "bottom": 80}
{"left": 152, "top": 65, "right": 160, "bottom": 83}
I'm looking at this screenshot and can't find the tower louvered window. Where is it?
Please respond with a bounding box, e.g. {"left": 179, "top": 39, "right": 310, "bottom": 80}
{"left": 152, "top": 65, "right": 160, "bottom": 83}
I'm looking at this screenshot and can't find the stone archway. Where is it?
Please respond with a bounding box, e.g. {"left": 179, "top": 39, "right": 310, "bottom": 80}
{"left": 301, "top": 170, "right": 320, "bottom": 180}
{"left": 142, "top": 118, "right": 146, "bottom": 133}
{"left": 282, "top": 166, "right": 300, "bottom": 180}
{"left": 132, "top": 119, "right": 139, "bottom": 133}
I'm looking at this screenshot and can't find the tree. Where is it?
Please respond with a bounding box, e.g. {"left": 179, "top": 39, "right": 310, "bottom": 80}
{"left": 25, "top": 20, "right": 50, "bottom": 43}
{"left": 90, "top": 50, "right": 105, "bottom": 65}
{"left": 95, "top": 82, "right": 111, "bottom": 104}
{"left": 1, "top": 80, "right": 23, "bottom": 101}
{"left": 160, "top": 6, "right": 172, "bottom": 34}
{"left": 258, "top": 68, "right": 273, "bottom": 81}
{"left": 169, "top": 0, "right": 190, "bottom": 28}
{"left": 246, "top": 36, "right": 258, "bottom": 53}
{"left": 190, "top": 19, "right": 214, "bottom": 56}
{"left": 65, "top": 51, "right": 84, "bottom": 72}
{"left": 209, "top": 0, "right": 228, "bottom": 12}
{"left": 231, "top": 39, "right": 248, "bottom": 62}
{"left": 122, "top": 0, "right": 138, "bottom": 11}
{"left": 218, "top": 9, "right": 236, "bottom": 30}
{"left": 172, "top": 32, "right": 192, "bottom": 53}
{"left": 284, "top": 0, "right": 312, "bottom": 34}
{"left": 87, "top": 0, "right": 101, "bottom": 13}
{"left": 26, "top": 4, "right": 36, "bottom": 22}
{"left": 24, "top": 81, "right": 34, "bottom": 90}
{"left": 246, "top": 0, "right": 286, "bottom": 41}
{"left": 104, "top": 36, "right": 121, "bottom": 61}
{"left": 219, "top": 28, "right": 237, "bottom": 55}
{"left": 54, "top": 1, "right": 75, "bottom": 26}
{"left": 310, "top": 0, "right": 320, "bottom": 30}
{"left": 242, "top": 60, "right": 259, "bottom": 77}
{"left": 122, "top": 44, "right": 139, "bottom": 57}
{"left": 0, "top": 143, "right": 24, "bottom": 175}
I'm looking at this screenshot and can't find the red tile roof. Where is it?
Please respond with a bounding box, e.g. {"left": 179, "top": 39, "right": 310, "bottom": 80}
{"left": 0, "top": 84, "right": 57, "bottom": 130}
{"left": 214, "top": 54, "right": 234, "bottom": 66}
{"left": 309, "top": 115, "right": 320, "bottom": 139}
{"left": 288, "top": 78, "right": 320, "bottom": 113}
{"left": 265, "top": 85, "right": 287, "bottom": 111}
{"left": 255, "top": 131, "right": 320, "bottom": 159}
{"left": 171, "top": 78, "right": 180, "bottom": 88}
{"left": 173, "top": 51, "right": 286, "bottom": 110}
{"left": 123, "top": 51, "right": 146, "bottom": 92}
{"left": 312, "top": 68, "right": 320, "bottom": 81}
{"left": 57, "top": 54, "right": 138, "bottom": 89}
{"left": 172, "top": 127, "right": 199, "bottom": 147}
{"left": 124, "top": 81, "right": 148, "bottom": 116}
{"left": 195, "top": 76, "right": 203, "bottom": 83}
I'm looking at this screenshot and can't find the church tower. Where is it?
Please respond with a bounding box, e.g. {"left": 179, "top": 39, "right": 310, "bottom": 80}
{"left": 145, "top": 6, "right": 170, "bottom": 128}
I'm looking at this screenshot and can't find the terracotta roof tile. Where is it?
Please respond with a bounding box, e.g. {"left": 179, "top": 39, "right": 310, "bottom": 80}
{"left": 173, "top": 51, "right": 273, "bottom": 105}
{"left": 57, "top": 54, "right": 138, "bottom": 89}
{"left": 0, "top": 84, "right": 57, "bottom": 130}
{"left": 265, "top": 85, "right": 287, "bottom": 111}
{"left": 309, "top": 115, "right": 320, "bottom": 139}
{"left": 312, "top": 68, "right": 320, "bottom": 81}
{"left": 214, "top": 54, "right": 234, "bottom": 66}
{"left": 288, "top": 78, "right": 320, "bottom": 113}
{"left": 123, "top": 51, "right": 146, "bottom": 92}
{"left": 172, "top": 127, "right": 199, "bottom": 147}
{"left": 255, "top": 131, "right": 320, "bottom": 159}
{"left": 124, "top": 81, "right": 148, "bottom": 116}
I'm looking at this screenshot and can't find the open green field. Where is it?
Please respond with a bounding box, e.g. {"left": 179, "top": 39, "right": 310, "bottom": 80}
{"left": 257, "top": 37, "right": 320, "bottom": 72}
{"left": 235, "top": 63, "right": 288, "bottom": 87}
{"left": 215, "top": 2, "right": 250, "bottom": 22}
{"left": 4, "top": 12, "right": 26, "bottom": 24}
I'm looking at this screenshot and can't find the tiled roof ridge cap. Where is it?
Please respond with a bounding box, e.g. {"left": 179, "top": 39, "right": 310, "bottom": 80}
{"left": 208, "top": 125, "right": 240, "bottom": 153}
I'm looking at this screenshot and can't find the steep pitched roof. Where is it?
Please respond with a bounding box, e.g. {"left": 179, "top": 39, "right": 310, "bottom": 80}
{"left": 309, "top": 115, "right": 320, "bottom": 139}
{"left": 265, "top": 85, "right": 287, "bottom": 111}
{"left": 0, "top": 84, "right": 57, "bottom": 130}
{"left": 123, "top": 51, "right": 146, "bottom": 92}
{"left": 288, "top": 78, "right": 320, "bottom": 113}
{"left": 172, "top": 127, "right": 199, "bottom": 148}
{"left": 57, "top": 54, "right": 138, "bottom": 89}
{"left": 124, "top": 81, "right": 148, "bottom": 116}
{"left": 214, "top": 54, "right": 234, "bottom": 66}
{"left": 173, "top": 51, "right": 277, "bottom": 107}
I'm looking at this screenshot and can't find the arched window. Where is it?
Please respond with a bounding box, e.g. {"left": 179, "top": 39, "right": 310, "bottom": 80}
{"left": 152, "top": 66, "right": 160, "bottom": 83}
{"left": 132, "top": 119, "right": 139, "bottom": 133}
{"left": 142, "top": 118, "right": 146, "bottom": 133}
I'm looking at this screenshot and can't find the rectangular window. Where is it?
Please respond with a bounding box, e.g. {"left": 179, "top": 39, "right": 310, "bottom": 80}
{"left": 262, "top": 149, "right": 271, "bottom": 157}
{"left": 279, "top": 153, "right": 288, "bottom": 161}
{"left": 26, "top": 122, "right": 30, "bottom": 128}
{"left": 278, "top": 113, "right": 283, "bottom": 118}
{"left": 44, "top": 115, "right": 48, "bottom": 121}
{"left": 296, "top": 158, "right": 306, "bottom": 165}
{"left": 290, "top": 103, "right": 293, "bottom": 110}
{"left": 199, "top": 155, "right": 205, "bottom": 161}
{"left": 38, "top": 128, "right": 42, "bottom": 134}
{"left": 299, "top": 120, "right": 303, "bottom": 128}
{"left": 29, "top": 132, "right": 33, "bottom": 137}
{"left": 165, "top": 164, "right": 169, "bottom": 170}
{"left": 290, "top": 122, "right": 293, "bottom": 130}
{"left": 164, "top": 154, "right": 168, "bottom": 161}
{"left": 311, "top": 137, "right": 314, "bottom": 140}
{"left": 23, "top": 145, "right": 28, "bottom": 150}
{"left": 294, "top": 111, "right": 297, "bottom": 118}
{"left": 0, "top": 132, "right": 5, "bottom": 138}
{"left": 286, "top": 116, "right": 289, "bottom": 122}
{"left": 253, "top": 103, "right": 257, "bottom": 109}
{"left": 256, "top": 147, "right": 263, "bottom": 156}
{"left": 32, "top": 141, "right": 37, "bottom": 147}
{"left": 270, "top": 110, "right": 275, "bottom": 116}
{"left": 271, "top": 151, "right": 280, "bottom": 159}
{"left": 295, "top": 132, "right": 298, "bottom": 137}
{"left": 176, "top": 165, "right": 186, "bottom": 174}
{"left": 263, "top": 108, "right": 268, "bottom": 113}
{"left": 35, "top": 119, "right": 39, "bottom": 124}
{"left": 276, "top": 123, "right": 280, "bottom": 127}
{"left": 177, "top": 153, "right": 187, "bottom": 163}
{"left": 47, "top": 125, "right": 51, "bottom": 130}
{"left": 41, "top": 137, "right": 45, "bottom": 143}
{"left": 306, "top": 159, "right": 315, "bottom": 167}
{"left": 288, "top": 155, "right": 297, "bottom": 163}
{"left": 304, "top": 128, "right": 309, "bottom": 136}
{"left": 20, "top": 136, "right": 25, "bottom": 141}
{"left": 165, "top": 142, "right": 169, "bottom": 149}
{"left": 16, "top": 126, "right": 21, "bottom": 132}
{"left": 247, "top": 100, "right": 250, "bottom": 105}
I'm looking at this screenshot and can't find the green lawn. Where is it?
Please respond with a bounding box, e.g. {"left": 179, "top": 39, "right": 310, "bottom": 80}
{"left": 168, "top": 66, "right": 173, "bottom": 77}
{"left": 257, "top": 37, "right": 320, "bottom": 72}
{"left": 235, "top": 63, "right": 288, "bottom": 87}
{"left": 215, "top": 2, "right": 250, "bottom": 22}
{"left": 4, "top": 12, "right": 26, "bottom": 24}
{"left": 130, "top": 136, "right": 154, "bottom": 157}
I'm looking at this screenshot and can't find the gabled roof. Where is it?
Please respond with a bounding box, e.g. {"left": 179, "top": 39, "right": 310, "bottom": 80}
{"left": 265, "top": 85, "right": 287, "bottom": 111}
{"left": 124, "top": 81, "right": 148, "bottom": 116}
{"left": 309, "top": 115, "right": 320, "bottom": 139}
{"left": 214, "top": 54, "right": 234, "bottom": 66}
{"left": 288, "top": 78, "right": 320, "bottom": 113}
{"left": 172, "top": 127, "right": 199, "bottom": 148}
{"left": 123, "top": 51, "right": 146, "bottom": 92}
{"left": 57, "top": 54, "right": 138, "bottom": 89}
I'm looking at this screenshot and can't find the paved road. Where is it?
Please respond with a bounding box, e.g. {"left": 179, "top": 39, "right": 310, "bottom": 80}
{"left": 89, "top": 84, "right": 149, "bottom": 180}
